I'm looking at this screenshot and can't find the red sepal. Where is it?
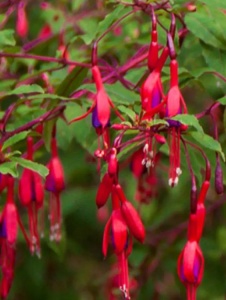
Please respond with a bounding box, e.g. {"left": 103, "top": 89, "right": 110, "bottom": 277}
{"left": 121, "top": 201, "right": 145, "bottom": 243}
{"left": 102, "top": 217, "right": 112, "bottom": 257}
{"left": 111, "top": 209, "right": 128, "bottom": 254}
{"left": 96, "top": 173, "right": 113, "bottom": 208}
{"left": 177, "top": 241, "right": 204, "bottom": 286}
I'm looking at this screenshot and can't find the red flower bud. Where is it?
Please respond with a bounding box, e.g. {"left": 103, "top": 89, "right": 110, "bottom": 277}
{"left": 96, "top": 173, "right": 113, "bottom": 208}
{"left": 121, "top": 201, "right": 145, "bottom": 243}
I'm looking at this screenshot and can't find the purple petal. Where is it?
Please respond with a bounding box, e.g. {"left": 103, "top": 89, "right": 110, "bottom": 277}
{"left": 92, "top": 106, "right": 110, "bottom": 128}
{"left": 151, "top": 85, "right": 162, "bottom": 108}
{"left": 0, "top": 219, "right": 7, "bottom": 238}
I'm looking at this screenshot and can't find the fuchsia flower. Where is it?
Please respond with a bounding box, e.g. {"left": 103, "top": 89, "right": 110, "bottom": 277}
{"left": 165, "top": 59, "right": 188, "bottom": 187}
{"left": 177, "top": 240, "right": 204, "bottom": 300}
{"left": 45, "top": 137, "right": 65, "bottom": 242}
{"left": 18, "top": 137, "right": 44, "bottom": 256}
{"left": 0, "top": 176, "right": 18, "bottom": 299}
{"left": 69, "top": 65, "right": 111, "bottom": 128}
{"left": 102, "top": 185, "right": 132, "bottom": 300}
{"left": 16, "top": 1, "right": 28, "bottom": 38}
{"left": 141, "top": 47, "right": 168, "bottom": 119}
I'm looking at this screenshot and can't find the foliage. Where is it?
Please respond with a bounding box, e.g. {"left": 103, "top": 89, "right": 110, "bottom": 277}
{"left": 0, "top": 0, "right": 226, "bottom": 300}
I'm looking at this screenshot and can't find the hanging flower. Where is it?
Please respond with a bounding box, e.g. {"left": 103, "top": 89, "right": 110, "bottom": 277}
{"left": 45, "top": 137, "right": 65, "bottom": 242}
{"left": 165, "top": 59, "right": 188, "bottom": 187}
{"left": 18, "top": 137, "right": 44, "bottom": 256}
{"left": 0, "top": 177, "right": 17, "bottom": 299}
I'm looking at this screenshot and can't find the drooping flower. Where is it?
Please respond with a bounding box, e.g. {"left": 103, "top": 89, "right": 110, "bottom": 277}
{"left": 18, "top": 137, "right": 44, "bottom": 256}
{"left": 165, "top": 59, "right": 188, "bottom": 187}
{"left": 116, "top": 184, "right": 145, "bottom": 243}
{"left": 45, "top": 137, "right": 65, "bottom": 242}
{"left": 177, "top": 241, "right": 204, "bottom": 300}
{"left": 102, "top": 186, "right": 132, "bottom": 299}
{"left": 69, "top": 65, "right": 111, "bottom": 128}
{"left": 140, "top": 47, "right": 169, "bottom": 119}
{"left": 0, "top": 176, "right": 18, "bottom": 299}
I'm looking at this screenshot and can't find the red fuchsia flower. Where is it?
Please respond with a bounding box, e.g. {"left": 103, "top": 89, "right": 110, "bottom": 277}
{"left": 16, "top": 1, "right": 28, "bottom": 38}
{"left": 18, "top": 137, "right": 44, "bottom": 256}
{"left": 177, "top": 241, "right": 204, "bottom": 300}
{"left": 177, "top": 212, "right": 204, "bottom": 300}
{"left": 115, "top": 184, "right": 145, "bottom": 243}
{"left": 45, "top": 137, "right": 65, "bottom": 242}
{"left": 102, "top": 186, "right": 130, "bottom": 258}
{"left": 140, "top": 47, "right": 169, "bottom": 120}
{"left": 165, "top": 58, "right": 188, "bottom": 187}
{"left": 69, "top": 65, "right": 111, "bottom": 128}
{"left": 102, "top": 185, "right": 134, "bottom": 299}
{"left": 0, "top": 176, "right": 18, "bottom": 299}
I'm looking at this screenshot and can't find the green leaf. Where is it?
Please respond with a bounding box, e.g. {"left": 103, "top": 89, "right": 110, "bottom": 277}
{"left": 56, "top": 66, "right": 88, "bottom": 98}
{"left": 117, "top": 105, "right": 136, "bottom": 121}
{"left": 84, "top": 82, "right": 139, "bottom": 105}
{"left": 201, "top": 43, "right": 226, "bottom": 77}
{"left": 71, "top": 0, "right": 84, "bottom": 10}
{"left": 217, "top": 96, "right": 226, "bottom": 105}
{"left": 0, "top": 29, "right": 16, "bottom": 48}
{"left": 2, "top": 131, "right": 30, "bottom": 151}
{"left": 189, "top": 131, "right": 225, "bottom": 160}
{"left": 10, "top": 157, "right": 49, "bottom": 178}
{"left": 185, "top": 9, "right": 226, "bottom": 50}
{"left": 6, "top": 84, "right": 44, "bottom": 96}
{"left": 0, "top": 161, "right": 18, "bottom": 177}
{"left": 198, "top": 0, "right": 226, "bottom": 10}
{"left": 96, "top": 6, "right": 129, "bottom": 37}
{"left": 171, "top": 114, "right": 204, "bottom": 132}
{"left": 30, "top": 93, "right": 70, "bottom": 101}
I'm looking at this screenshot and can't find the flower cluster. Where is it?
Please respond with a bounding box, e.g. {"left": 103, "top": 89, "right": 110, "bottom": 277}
{"left": 66, "top": 9, "right": 223, "bottom": 299}
{"left": 0, "top": 132, "right": 64, "bottom": 298}
{"left": 0, "top": 1, "right": 224, "bottom": 299}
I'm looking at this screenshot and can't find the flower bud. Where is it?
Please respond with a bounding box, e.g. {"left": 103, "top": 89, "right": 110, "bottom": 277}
{"left": 96, "top": 173, "right": 113, "bottom": 208}
{"left": 121, "top": 201, "right": 145, "bottom": 243}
